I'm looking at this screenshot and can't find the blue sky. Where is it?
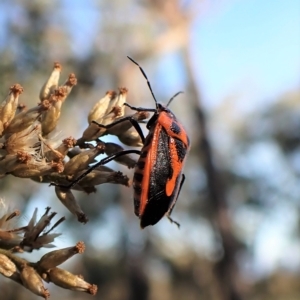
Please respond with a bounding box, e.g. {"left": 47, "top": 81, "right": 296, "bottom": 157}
{"left": 192, "top": 0, "right": 300, "bottom": 108}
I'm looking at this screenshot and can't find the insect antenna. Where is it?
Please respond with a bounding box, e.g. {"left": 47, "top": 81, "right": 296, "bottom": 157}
{"left": 127, "top": 56, "right": 159, "bottom": 109}
{"left": 166, "top": 91, "right": 183, "bottom": 107}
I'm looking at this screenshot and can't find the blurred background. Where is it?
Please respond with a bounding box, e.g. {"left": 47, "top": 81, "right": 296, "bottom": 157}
{"left": 0, "top": 0, "right": 300, "bottom": 299}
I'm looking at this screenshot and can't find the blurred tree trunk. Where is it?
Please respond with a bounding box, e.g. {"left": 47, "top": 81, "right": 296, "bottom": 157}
{"left": 183, "top": 47, "right": 242, "bottom": 300}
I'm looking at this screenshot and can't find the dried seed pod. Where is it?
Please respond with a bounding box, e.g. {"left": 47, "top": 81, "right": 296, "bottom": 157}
{"left": 41, "top": 88, "right": 67, "bottom": 136}
{"left": 100, "top": 105, "right": 123, "bottom": 127}
{"left": 38, "top": 241, "right": 85, "bottom": 270}
{"left": 105, "top": 87, "right": 128, "bottom": 119}
{"left": 20, "top": 264, "right": 50, "bottom": 298}
{"left": 82, "top": 106, "right": 124, "bottom": 142}
{"left": 31, "top": 173, "right": 66, "bottom": 185}
{"left": 47, "top": 267, "right": 97, "bottom": 294}
{"left": 10, "top": 158, "right": 64, "bottom": 179}
{"left": 104, "top": 142, "right": 137, "bottom": 168}
{"left": 88, "top": 91, "right": 116, "bottom": 124}
{"left": 37, "top": 132, "right": 65, "bottom": 162}
{"left": 0, "top": 254, "right": 17, "bottom": 277}
{"left": 39, "top": 62, "right": 61, "bottom": 101}
{"left": 55, "top": 187, "right": 88, "bottom": 223}
{"left": 82, "top": 89, "right": 127, "bottom": 141}
{"left": 0, "top": 231, "right": 22, "bottom": 250}
{"left": 4, "top": 102, "right": 49, "bottom": 137}
{"left": 63, "top": 143, "right": 105, "bottom": 176}
{"left": 0, "top": 84, "right": 23, "bottom": 131}
{"left": 78, "top": 170, "right": 130, "bottom": 187}
{"left": 45, "top": 137, "right": 77, "bottom": 162}
{"left": 78, "top": 122, "right": 106, "bottom": 143}
{"left": 21, "top": 208, "right": 63, "bottom": 251}
{"left": 5, "top": 125, "right": 41, "bottom": 155}
{"left": 118, "top": 127, "right": 143, "bottom": 147}
{"left": 31, "top": 173, "right": 96, "bottom": 193}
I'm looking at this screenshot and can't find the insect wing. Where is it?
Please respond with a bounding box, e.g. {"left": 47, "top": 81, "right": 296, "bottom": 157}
{"left": 140, "top": 127, "right": 171, "bottom": 227}
{"left": 140, "top": 126, "right": 188, "bottom": 228}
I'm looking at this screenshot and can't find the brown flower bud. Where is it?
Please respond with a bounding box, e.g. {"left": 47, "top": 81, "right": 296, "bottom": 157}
{"left": 11, "top": 157, "right": 63, "bottom": 179}
{"left": 0, "top": 84, "right": 23, "bottom": 132}
{"left": 45, "top": 137, "right": 77, "bottom": 162}
{"left": 0, "top": 231, "right": 22, "bottom": 250}
{"left": 41, "top": 88, "right": 67, "bottom": 136}
{"left": 4, "top": 104, "right": 46, "bottom": 136}
{"left": 55, "top": 187, "right": 88, "bottom": 223}
{"left": 5, "top": 125, "right": 40, "bottom": 155}
{"left": 20, "top": 264, "right": 50, "bottom": 298}
{"left": 47, "top": 267, "right": 97, "bottom": 294}
{"left": 0, "top": 253, "right": 17, "bottom": 277}
{"left": 88, "top": 91, "right": 116, "bottom": 125}
{"left": 118, "top": 127, "right": 143, "bottom": 147}
{"left": 36, "top": 133, "right": 64, "bottom": 162}
{"left": 106, "top": 87, "right": 128, "bottom": 117}
{"left": 79, "top": 122, "right": 106, "bottom": 143}
{"left": 100, "top": 105, "right": 123, "bottom": 127}
{"left": 78, "top": 170, "right": 130, "bottom": 187}
{"left": 39, "top": 62, "right": 61, "bottom": 101}
{"left": 63, "top": 143, "right": 105, "bottom": 176}
{"left": 85, "top": 105, "right": 124, "bottom": 141}
{"left": 31, "top": 172, "right": 67, "bottom": 185}
{"left": 38, "top": 241, "right": 85, "bottom": 270}
{"left": 58, "top": 137, "right": 77, "bottom": 154}
{"left": 104, "top": 142, "right": 137, "bottom": 168}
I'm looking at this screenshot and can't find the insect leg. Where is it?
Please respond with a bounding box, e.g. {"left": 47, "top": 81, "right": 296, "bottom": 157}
{"left": 166, "top": 174, "right": 186, "bottom": 228}
{"left": 124, "top": 103, "right": 156, "bottom": 113}
{"left": 93, "top": 116, "right": 146, "bottom": 144}
{"left": 50, "top": 149, "right": 141, "bottom": 189}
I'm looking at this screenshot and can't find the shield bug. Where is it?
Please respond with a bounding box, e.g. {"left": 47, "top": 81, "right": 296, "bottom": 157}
{"left": 51, "top": 57, "right": 190, "bottom": 228}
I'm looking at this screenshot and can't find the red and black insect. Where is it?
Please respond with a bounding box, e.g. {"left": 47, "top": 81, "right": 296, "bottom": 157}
{"left": 52, "top": 57, "right": 190, "bottom": 228}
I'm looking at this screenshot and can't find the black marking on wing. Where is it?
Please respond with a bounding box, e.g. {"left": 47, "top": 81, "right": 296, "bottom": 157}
{"left": 136, "top": 161, "right": 145, "bottom": 170}
{"left": 134, "top": 185, "right": 142, "bottom": 195}
{"left": 134, "top": 172, "right": 143, "bottom": 183}
{"left": 174, "top": 138, "right": 187, "bottom": 162}
{"left": 170, "top": 121, "right": 181, "bottom": 134}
